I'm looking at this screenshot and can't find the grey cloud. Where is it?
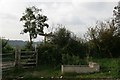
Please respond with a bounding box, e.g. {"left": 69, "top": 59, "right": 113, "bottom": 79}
{"left": 0, "top": 13, "right": 18, "bottom": 21}
{"left": 62, "top": 16, "right": 86, "bottom": 26}
{"left": 83, "top": 2, "right": 116, "bottom": 11}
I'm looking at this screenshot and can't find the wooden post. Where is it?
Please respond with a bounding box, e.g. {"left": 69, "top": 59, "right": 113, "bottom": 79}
{"left": 18, "top": 49, "right": 21, "bottom": 67}
{"left": 15, "top": 48, "right": 18, "bottom": 67}
{"left": 15, "top": 46, "right": 21, "bottom": 67}
{"left": 61, "top": 65, "right": 64, "bottom": 74}
{"left": 35, "top": 44, "right": 38, "bottom": 67}
{"left": 36, "top": 51, "right": 38, "bottom": 67}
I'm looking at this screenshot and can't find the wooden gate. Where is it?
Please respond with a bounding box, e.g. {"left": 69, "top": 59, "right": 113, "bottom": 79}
{"left": 15, "top": 50, "right": 38, "bottom": 68}
{"left": 1, "top": 49, "right": 38, "bottom": 72}
{"left": 20, "top": 51, "right": 38, "bottom": 68}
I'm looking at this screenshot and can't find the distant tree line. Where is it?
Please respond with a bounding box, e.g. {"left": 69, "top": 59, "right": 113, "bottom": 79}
{"left": 1, "top": 39, "right": 13, "bottom": 53}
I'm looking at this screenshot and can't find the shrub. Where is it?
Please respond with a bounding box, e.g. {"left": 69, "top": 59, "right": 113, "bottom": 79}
{"left": 37, "top": 43, "right": 62, "bottom": 66}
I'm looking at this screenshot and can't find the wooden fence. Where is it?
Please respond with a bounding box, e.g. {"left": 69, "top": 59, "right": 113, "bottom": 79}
{"left": 1, "top": 52, "right": 15, "bottom": 72}
{"left": 2, "top": 49, "right": 38, "bottom": 72}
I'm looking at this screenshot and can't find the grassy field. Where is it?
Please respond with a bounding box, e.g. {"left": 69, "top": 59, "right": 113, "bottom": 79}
{"left": 2, "top": 58, "right": 120, "bottom": 79}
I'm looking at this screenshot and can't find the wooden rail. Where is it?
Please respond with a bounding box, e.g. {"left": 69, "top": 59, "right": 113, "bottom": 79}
{"left": 1, "top": 52, "right": 15, "bottom": 72}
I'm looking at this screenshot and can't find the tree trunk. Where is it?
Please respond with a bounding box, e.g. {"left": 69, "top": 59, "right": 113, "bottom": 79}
{"left": 29, "top": 34, "right": 33, "bottom": 50}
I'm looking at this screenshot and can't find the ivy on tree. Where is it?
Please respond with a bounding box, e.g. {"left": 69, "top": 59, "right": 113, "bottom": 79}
{"left": 20, "top": 6, "right": 49, "bottom": 48}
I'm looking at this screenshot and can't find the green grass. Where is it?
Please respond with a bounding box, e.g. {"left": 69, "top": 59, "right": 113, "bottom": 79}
{"left": 2, "top": 65, "right": 61, "bottom": 79}
{"left": 2, "top": 58, "right": 120, "bottom": 79}
{"left": 76, "top": 58, "right": 120, "bottom": 78}
{"left": 23, "top": 65, "right": 61, "bottom": 78}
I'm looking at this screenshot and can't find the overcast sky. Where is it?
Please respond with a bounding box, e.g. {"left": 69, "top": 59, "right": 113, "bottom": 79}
{"left": 0, "top": 0, "right": 119, "bottom": 41}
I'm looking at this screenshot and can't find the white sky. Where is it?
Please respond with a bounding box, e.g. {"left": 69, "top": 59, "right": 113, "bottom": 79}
{"left": 0, "top": 0, "right": 119, "bottom": 41}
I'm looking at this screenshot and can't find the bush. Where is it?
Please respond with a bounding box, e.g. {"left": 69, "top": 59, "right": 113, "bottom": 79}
{"left": 92, "top": 58, "right": 120, "bottom": 78}
{"left": 37, "top": 43, "right": 62, "bottom": 66}
{"left": 62, "top": 54, "right": 87, "bottom": 65}
{"left": 1, "top": 39, "right": 14, "bottom": 53}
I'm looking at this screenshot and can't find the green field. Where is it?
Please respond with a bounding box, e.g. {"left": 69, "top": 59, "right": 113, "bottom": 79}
{"left": 2, "top": 58, "right": 120, "bottom": 79}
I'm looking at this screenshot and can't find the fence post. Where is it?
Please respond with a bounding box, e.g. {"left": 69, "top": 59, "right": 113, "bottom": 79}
{"left": 15, "top": 48, "right": 17, "bottom": 67}
{"left": 18, "top": 49, "right": 21, "bottom": 67}
{"left": 61, "top": 65, "right": 63, "bottom": 74}
{"left": 15, "top": 47, "right": 21, "bottom": 67}
{"left": 36, "top": 51, "right": 38, "bottom": 67}
{"left": 35, "top": 44, "right": 38, "bottom": 67}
